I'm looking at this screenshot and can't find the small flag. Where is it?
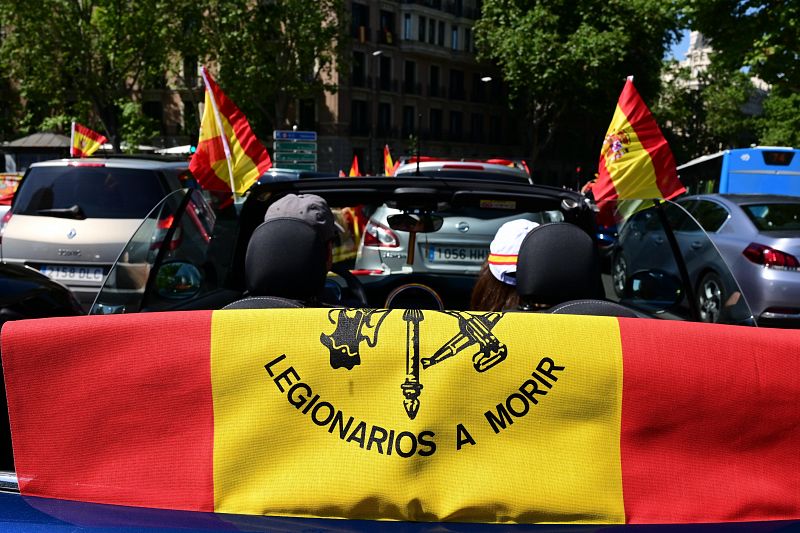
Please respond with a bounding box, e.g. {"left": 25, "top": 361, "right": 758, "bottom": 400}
{"left": 384, "top": 145, "right": 398, "bottom": 176}
{"left": 189, "top": 67, "right": 272, "bottom": 194}
{"left": 338, "top": 170, "right": 346, "bottom": 178}
{"left": 349, "top": 155, "right": 361, "bottom": 177}
{"left": 593, "top": 77, "right": 684, "bottom": 212}
{"left": 70, "top": 122, "right": 107, "bottom": 158}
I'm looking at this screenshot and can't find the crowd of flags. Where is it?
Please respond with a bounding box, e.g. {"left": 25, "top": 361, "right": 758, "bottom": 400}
{"left": 69, "top": 69, "right": 683, "bottom": 213}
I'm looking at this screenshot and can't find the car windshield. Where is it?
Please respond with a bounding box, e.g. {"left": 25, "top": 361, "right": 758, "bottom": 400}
{"left": 13, "top": 166, "right": 167, "bottom": 219}
{"left": 741, "top": 202, "right": 800, "bottom": 231}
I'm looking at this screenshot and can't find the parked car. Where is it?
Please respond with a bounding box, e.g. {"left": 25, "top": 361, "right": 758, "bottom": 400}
{"left": 394, "top": 158, "right": 533, "bottom": 183}
{"left": 0, "top": 157, "right": 193, "bottom": 310}
{"left": 0, "top": 262, "right": 82, "bottom": 331}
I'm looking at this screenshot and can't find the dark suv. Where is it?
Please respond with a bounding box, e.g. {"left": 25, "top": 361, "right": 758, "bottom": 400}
{"left": 0, "top": 157, "right": 191, "bottom": 309}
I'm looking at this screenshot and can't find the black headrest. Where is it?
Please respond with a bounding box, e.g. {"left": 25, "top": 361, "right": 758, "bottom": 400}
{"left": 516, "top": 222, "right": 604, "bottom": 306}
{"left": 244, "top": 217, "right": 328, "bottom": 301}
{"left": 547, "top": 299, "right": 643, "bottom": 318}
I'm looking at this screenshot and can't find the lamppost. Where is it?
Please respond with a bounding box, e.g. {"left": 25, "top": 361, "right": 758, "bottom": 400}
{"left": 371, "top": 50, "right": 382, "bottom": 175}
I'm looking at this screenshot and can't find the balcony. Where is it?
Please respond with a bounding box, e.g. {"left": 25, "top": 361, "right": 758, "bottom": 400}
{"left": 376, "top": 28, "right": 397, "bottom": 45}
{"left": 428, "top": 84, "right": 447, "bottom": 98}
{"left": 402, "top": 81, "right": 423, "bottom": 95}
{"left": 351, "top": 25, "right": 371, "bottom": 43}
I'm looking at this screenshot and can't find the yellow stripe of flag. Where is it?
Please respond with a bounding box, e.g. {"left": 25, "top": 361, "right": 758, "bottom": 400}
{"left": 211, "top": 310, "right": 625, "bottom": 522}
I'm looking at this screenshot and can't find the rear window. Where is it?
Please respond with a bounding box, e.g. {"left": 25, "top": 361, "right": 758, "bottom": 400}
{"left": 13, "top": 166, "right": 167, "bottom": 219}
{"left": 742, "top": 203, "right": 800, "bottom": 231}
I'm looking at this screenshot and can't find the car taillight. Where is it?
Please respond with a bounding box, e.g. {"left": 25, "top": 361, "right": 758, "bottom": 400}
{"left": 743, "top": 242, "right": 800, "bottom": 269}
{"left": 151, "top": 215, "right": 183, "bottom": 251}
{"left": 0, "top": 210, "right": 12, "bottom": 244}
{"left": 363, "top": 220, "right": 399, "bottom": 248}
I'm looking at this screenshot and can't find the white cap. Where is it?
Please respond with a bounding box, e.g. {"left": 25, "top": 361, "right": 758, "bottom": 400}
{"left": 488, "top": 219, "right": 539, "bottom": 285}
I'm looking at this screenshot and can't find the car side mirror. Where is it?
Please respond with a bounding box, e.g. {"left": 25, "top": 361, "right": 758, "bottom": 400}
{"left": 155, "top": 261, "right": 202, "bottom": 300}
{"left": 387, "top": 213, "right": 443, "bottom": 233}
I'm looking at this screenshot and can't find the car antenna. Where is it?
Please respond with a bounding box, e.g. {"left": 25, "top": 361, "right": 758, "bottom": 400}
{"left": 415, "top": 113, "right": 422, "bottom": 176}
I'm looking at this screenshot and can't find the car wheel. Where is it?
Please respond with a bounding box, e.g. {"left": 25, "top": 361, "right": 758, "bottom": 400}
{"left": 612, "top": 253, "right": 627, "bottom": 298}
{"left": 697, "top": 271, "right": 724, "bottom": 323}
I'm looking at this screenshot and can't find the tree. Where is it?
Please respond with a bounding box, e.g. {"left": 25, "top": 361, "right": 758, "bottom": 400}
{"left": 758, "top": 91, "right": 800, "bottom": 147}
{"left": 474, "top": 0, "right": 681, "bottom": 164}
{"left": 684, "top": 0, "right": 800, "bottom": 92}
{"left": 654, "top": 62, "right": 758, "bottom": 162}
{"left": 177, "top": 0, "right": 348, "bottom": 138}
{"left": 0, "top": 0, "right": 183, "bottom": 148}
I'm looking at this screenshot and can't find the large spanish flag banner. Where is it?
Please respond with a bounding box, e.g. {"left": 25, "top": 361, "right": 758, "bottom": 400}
{"left": 3, "top": 311, "right": 799, "bottom": 524}
{"left": 189, "top": 67, "right": 272, "bottom": 194}
{"left": 593, "top": 77, "right": 684, "bottom": 216}
{"left": 70, "top": 122, "right": 107, "bottom": 158}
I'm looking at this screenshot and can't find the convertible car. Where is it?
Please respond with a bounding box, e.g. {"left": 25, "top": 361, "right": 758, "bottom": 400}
{"left": 0, "top": 175, "right": 797, "bottom": 531}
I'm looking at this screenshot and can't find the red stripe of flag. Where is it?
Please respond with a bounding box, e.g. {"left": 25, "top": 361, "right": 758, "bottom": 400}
{"left": 2, "top": 313, "right": 216, "bottom": 512}
{"left": 618, "top": 318, "right": 800, "bottom": 523}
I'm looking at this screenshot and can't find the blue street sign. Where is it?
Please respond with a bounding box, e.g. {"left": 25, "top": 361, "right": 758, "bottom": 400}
{"left": 273, "top": 130, "right": 317, "bottom": 141}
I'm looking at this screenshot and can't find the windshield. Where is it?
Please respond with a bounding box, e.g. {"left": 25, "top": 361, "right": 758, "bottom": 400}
{"left": 14, "top": 166, "right": 168, "bottom": 219}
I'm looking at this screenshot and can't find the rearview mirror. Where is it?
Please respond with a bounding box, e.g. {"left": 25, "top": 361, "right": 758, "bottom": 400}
{"left": 155, "top": 261, "right": 202, "bottom": 300}
{"left": 387, "top": 213, "right": 444, "bottom": 233}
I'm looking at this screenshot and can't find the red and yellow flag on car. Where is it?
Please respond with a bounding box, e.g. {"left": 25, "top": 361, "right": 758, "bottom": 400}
{"left": 189, "top": 67, "right": 272, "bottom": 194}
{"left": 593, "top": 77, "right": 684, "bottom": 215}
{"left": 384, "top": 145, "right": 399, "bottom": 176}
{"left": 349, "top": 155, "right": 361, "bottom": 177}
{"left": 70, "top": 122, "right": 107, "bottom": 158}
{"left": 3, "top": 311, "right": 799, "bottom": 525}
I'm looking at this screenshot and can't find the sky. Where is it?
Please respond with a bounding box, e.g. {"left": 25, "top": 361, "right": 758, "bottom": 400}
{"left": 667, "top": 29, "right": 691, "bottom": 61}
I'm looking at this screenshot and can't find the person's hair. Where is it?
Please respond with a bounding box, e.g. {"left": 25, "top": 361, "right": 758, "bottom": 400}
{"left": 470, "top": 261, "right": 521, "bottom": 311}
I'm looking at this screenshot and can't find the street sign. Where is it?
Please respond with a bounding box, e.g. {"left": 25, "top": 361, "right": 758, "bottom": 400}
{"left": 274, "top": 152, "right": 317, "bottom": 163}
{"left": 278, "top": 162, "right": 317, "bottom": 171}
{"left": 273, "top": 141, "right": 317, "bottom": 152}
{"left": 274, "top": 130, "right": 317, "bottom": 141}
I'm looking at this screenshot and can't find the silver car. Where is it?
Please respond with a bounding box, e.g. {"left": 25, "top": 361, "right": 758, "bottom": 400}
{"left": 0, "top": 157, "right": 190, "bottom": 309}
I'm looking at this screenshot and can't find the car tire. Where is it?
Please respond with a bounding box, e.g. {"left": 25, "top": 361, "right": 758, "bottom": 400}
{"left": 612, "top": 253, "right": 627, "bottom": 298}
{"left": 697, "top": 271, "right": 724, "bottom": 323}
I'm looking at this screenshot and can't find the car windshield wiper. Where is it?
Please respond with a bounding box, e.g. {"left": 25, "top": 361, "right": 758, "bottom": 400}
{"left": 36, "top": 205, "right": 86, "bottom": 220}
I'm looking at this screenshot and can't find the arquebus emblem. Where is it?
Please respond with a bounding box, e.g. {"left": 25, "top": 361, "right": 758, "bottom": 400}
{"left": 320, "top": 309, "right": 507, "bottom": 420}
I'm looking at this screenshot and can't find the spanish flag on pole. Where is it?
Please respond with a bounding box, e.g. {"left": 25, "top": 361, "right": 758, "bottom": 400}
{"left": 384, "top": 144, "right": 399, "bottom": 176}
{"left": 189, "top": 67, "right": 272, "bottom": 194}
{"left": 70, "top": 122, "right": 107, "bottom": 158}
{"left": 349, "top": 154, "right": 361, "bottom": 177}
{"left": 3, "top": 311, "right": 800, "bottom": 525}
{"left": 593, "top": 77, "right": 684, "bottom": 210}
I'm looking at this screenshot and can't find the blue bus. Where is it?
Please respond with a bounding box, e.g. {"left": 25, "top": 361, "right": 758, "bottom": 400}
{"left": 677, "top": 146, "right": 800, "bottom": 196}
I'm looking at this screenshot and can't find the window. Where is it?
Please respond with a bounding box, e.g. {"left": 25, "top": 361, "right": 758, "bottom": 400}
{"left": 182, "top": 55, "right": 198, "bottom": 87}
{"left": 352, "top": 3, "right": 369, "bottom": 41}
{"left": 402, "top": 105, "right": 416, "bottom": 137}
{"left": 418, "top": 16, "right": 426, "bottom": 41}
{"left": 430, "top": 108, "right": 443, "bottom": 139}
{"left": 404, "top": 13, "right": 412, "bottom": 40}
{"left": 379, "top": 10, "right": 396, "bottom": 44}
{"left": 451, "top": 25, "right": 458, "bottom": 50}
{"left": 428, "top": 19, "right": 436, "bottom": 44}
{"left": 438, "top": 21, "right": 445, "bottom": 46}
{"left": 449, "top": 111, "right": 463, "bottom": 141}
{"left": 351, "top": 99, "right": 369, "bottom": 136}
{"left": 430, "top": 65, "right": 440, "bottom": 97}
{"left": 352, "top": 51, "right": 366, "bottom": 86}
{"left": 379, "top": 55, "right": 392, "bottom": 91}
{"left": 404, "top": 60, "right": 417, "bottom": 94}
{"left": 449, "top": 69, "right": 464, "bottom": 100}
{"left": 142, "top": 101, "right": 165, "bottom": 134}
{"left": 471, "top": 73, "right": 486, "bottom": 102}
{"left": 464, "top": 28, "right": 472, "bottom": 53}
{"left": 298, "top": 99, "right": 315, "bottom": 131}
{"left": 378, "top": 103, "right": 392, "bottom": 136}
{"left": 470, "top": 113, "right": 484, "bottom": 143}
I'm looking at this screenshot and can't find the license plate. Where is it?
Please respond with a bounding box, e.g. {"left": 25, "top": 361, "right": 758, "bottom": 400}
{"left": 40, "top": 265, "right": 104, "bottom": 283}
{"left": 427, "top": 246, "right": 488, "bottom": 263}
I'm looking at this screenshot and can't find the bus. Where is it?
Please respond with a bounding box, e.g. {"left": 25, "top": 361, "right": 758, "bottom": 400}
{"left": 677, "top": 146, "right": 800, "bottom": 196}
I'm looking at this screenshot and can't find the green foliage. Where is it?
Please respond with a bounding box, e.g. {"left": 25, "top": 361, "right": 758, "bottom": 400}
{"left": 684, "top": 0, "right": 800, "bottom": 92}
{"left": 758, "top": 91, "right": 800, "bottom": 147}
{"left": 118, "top": 101, "right": 159, "bottom": 153}
{"left": 474, "top": 0, "right": 681, "bottom": 161}
{"left": 655, "top": 62, "right": 758, "bottom": 162}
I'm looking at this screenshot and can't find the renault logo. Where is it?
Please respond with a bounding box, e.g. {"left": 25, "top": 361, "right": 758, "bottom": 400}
{"left": 67, "top": 228, "right": 77, "bottom": 239}
{"left": 456, "top": 221, "right": 470, "bottom": 233}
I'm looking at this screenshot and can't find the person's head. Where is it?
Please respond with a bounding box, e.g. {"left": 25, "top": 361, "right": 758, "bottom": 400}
{"left": 470, "top": 219, "right": 539, "bottom": 311}
{"left": 264, "top": 193, "right": 340, "bottom": 270}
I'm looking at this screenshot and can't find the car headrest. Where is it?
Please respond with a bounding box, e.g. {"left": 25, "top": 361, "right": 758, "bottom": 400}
{"left": 547, "top": 299, "right": 643, "bottom": 318}
{"left": 516, "top": 222, "right": 604, "bottom": 306}
{"left": 244, "top": 217, "right": 328, "bottom": 301}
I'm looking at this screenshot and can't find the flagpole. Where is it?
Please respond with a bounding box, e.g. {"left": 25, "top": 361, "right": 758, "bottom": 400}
{"left": 70, "top": 121, "right": 75, "bottom": 158}
{"left": 200, "top": 67, "right": 237, "bottom": 196}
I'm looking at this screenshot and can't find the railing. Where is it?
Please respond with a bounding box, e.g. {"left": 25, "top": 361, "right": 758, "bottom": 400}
{"left": 402, "top": 81, "right": 423, "bottom": 95}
